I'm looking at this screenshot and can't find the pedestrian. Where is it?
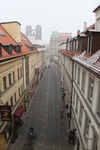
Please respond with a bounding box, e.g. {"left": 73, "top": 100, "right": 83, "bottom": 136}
{"left": 60, "top": 109, "right": 64, "bottom": 120}
{"left": 68, "top": 130, "right": 73, "bottom": 143}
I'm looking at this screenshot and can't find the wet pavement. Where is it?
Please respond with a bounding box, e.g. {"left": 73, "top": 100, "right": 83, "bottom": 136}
{"left": 8, "top": 62, "right": 74, "bottom": 150}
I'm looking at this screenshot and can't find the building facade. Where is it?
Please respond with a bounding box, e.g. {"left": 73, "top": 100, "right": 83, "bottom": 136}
{"left": 0, "top": 21, "right": 46, "bottom": 150}
{"left": 49, "top": 31, "right": 72, "bottom": 61}
{"left": 58, "top": 4, "right": 100, "bottom": 150}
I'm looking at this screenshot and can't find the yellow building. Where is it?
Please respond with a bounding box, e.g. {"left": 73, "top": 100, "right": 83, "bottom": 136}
{"left": 0, "top": 21, "right": 46, "bottom": 150}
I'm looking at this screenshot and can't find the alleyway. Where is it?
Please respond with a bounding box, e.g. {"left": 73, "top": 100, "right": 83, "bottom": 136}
{"left": 8, "top": 62, "right": 74, "bottom": 150}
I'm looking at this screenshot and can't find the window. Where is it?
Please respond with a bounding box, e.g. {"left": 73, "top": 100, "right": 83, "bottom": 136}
{"left": 18, "top": 88, "right": 20, "bottom": 97}
{"left": 5, "top": 102, "right": 8, "bottom": 106}
{"left": 21, "top": 85, "right": 23, "bottom": 93}
{"left": 79, "top": 104, "right": 83, "bottom": 126}
{"left": 84, "top": 116, "right": 90, "bottom": 140}
{"left": 74, "top": 64, "right": 77, "bottom": 80}
{"left": 97, "top": 82, "right": 100, "bottom": 118}
{"left": 8, "top": 73, "right": 11, "bottom": 85}
{"left": 87, "top": 36, "right": 92, "bottom": 54}
{"left": 72, "top": 87, "right": 75, "bottom": 105}
{"left": 10, "top": 97, "right": 13, "bottom": 106}
{"left": 77, "top": 67, "right": 80, "bottom": 85}
{"left": 17, "top": 68, "right": 20, "bottom": 79}
{"left": 3, "top": 76, "right": 6, "bottom": 89}
{"left": 20, "top": 67, "right": 22, "bottom": 76}
{"left": 92, "top": 134, "right": 98, "bottom": 150}
{"left": 88, "top": 76, "right": 94, "bottom": 105}
{"left": 81, "top": 71, "right": 86, "bottom": 93}
{"left": 14, "top": 93, "right": 16, "bottom": 102}
{"left": 75, "top": 93, "right": 79, "bottom": 114}
{"left": 13, "top": 71, "right": 15, "bottom": 82}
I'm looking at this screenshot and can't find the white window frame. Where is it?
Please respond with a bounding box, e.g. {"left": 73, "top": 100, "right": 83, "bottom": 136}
{"left": 81, "top": 71, "right": 86, "bottom": 94}
{"left": 79, "top": 103, "right": 83, "bottom": 126}
{"left": 77, "top": 67, "right": 80, "bottom": 85}
{"left": 74, "top": 64, "right": 77, "bottom": 80}
{"left": 84, "top": 111, "right": 91, "bottom": 142}
{"left": 75, "top": 93, "right": 79, "bottom": 114}
{"left": 87, "top": 76, "right": 94, "bottom": 105}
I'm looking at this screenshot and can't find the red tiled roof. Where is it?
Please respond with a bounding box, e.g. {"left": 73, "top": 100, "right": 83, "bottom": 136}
{"left": 21, "top": 32, "right": 38, "bottom": 54}
{"left": 0, "top": 29, "right": 38, "bottom": 61}
{"left": 58, "top": 33, "right": 72, "bottom": 41}
{"left": 59, "top": 49, "right": 80, "bottom": 58}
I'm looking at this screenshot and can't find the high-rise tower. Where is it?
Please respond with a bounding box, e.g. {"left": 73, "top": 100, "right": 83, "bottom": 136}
{"left": 35, "top": 25, "right": 42, "bottom": 40}
{"left": 26, "top": 26, "right": 32, "bottom": 36}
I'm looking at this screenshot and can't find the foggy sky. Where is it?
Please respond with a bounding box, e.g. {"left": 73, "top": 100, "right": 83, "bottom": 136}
{"left": 0, "top": 0, "right": 100, "bottom": 44}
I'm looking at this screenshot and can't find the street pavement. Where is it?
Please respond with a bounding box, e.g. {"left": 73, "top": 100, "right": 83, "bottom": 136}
{"left": 8, "top": 62, "right": 74, "bottom": 150}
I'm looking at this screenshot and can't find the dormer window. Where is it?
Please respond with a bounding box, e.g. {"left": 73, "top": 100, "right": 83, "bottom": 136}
{"left": 87, "top": 35, "right": 92, "bottom": 54}
{"left": 0, "top": 30, "right": 6, "bottom": 36}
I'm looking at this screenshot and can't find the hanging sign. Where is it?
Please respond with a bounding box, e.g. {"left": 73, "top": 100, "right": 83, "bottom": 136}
{"left": 0, "top": 106, "right": 12, "bottom": 121}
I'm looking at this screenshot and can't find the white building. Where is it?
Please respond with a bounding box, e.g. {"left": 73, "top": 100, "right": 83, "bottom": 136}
{"left": 58, "top": 4, "right": 100, "bottom": 150}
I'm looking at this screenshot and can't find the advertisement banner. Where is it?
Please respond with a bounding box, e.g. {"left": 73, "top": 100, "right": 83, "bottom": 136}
{"left": 0, "top": 106, "right": 12, "bottom": 121}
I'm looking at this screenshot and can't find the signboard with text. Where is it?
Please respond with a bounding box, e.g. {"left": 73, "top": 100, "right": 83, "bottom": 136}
{"left": 0, "top": 106, "right": 12, "bottom": 121}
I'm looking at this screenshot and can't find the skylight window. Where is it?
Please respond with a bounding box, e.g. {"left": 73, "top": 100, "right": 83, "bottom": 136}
{"left": 0, "top": 30, "right": 6, "bottom": 36}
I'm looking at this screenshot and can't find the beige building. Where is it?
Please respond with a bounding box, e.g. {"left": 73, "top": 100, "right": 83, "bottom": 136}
{"left": 0, "top": 21, "right": 46, "bottom": 150}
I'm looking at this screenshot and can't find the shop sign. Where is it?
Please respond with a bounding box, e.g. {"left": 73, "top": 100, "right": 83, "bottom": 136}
{"left": 35, "top": 68, "right": 39, "bottom": 75}
{"left": 0, "top": 106, "right": 12, "bottom": 121}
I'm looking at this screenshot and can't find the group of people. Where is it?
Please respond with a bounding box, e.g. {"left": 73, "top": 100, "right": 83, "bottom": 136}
{"left": 68, "top": 129, "right": 77, "bottom": 145}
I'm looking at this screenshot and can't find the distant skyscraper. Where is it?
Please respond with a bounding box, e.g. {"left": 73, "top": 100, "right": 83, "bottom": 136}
{"left": 26, "top": 26, "right": 32, "bottom": 36}
{"left": 35, "top": 25, "right": 42, "bottom": 40}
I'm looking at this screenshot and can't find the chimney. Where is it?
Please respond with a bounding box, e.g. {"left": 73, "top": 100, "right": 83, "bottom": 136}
{"left": 84, "top": 22, "right": 87, "bottom": 32}
{"left": 77, "top": 30, "right": 80, "bottom": 36}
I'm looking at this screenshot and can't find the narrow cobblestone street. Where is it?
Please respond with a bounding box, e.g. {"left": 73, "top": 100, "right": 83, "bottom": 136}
{"left": 8, "top": 62, "right": 74, "bottom": 150}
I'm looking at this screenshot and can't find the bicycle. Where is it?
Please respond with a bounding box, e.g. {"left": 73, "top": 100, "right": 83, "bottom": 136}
{"left": 22, "top": 127, "right": 38, "bottom": 150}
{"left": 22, "top": 139, "right": 34, "bottom": 150}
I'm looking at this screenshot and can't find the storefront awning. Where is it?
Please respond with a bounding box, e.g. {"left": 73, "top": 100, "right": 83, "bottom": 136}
{"left": 14, "top": 107, "right": 25, "bottom": 122}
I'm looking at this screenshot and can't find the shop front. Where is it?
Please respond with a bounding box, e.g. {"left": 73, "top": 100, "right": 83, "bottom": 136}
{"left": 0, "top": 122, "right": 12, "bottom": 150}
{"left": 14, "top": 107, "right": 25, "bottom": 130}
